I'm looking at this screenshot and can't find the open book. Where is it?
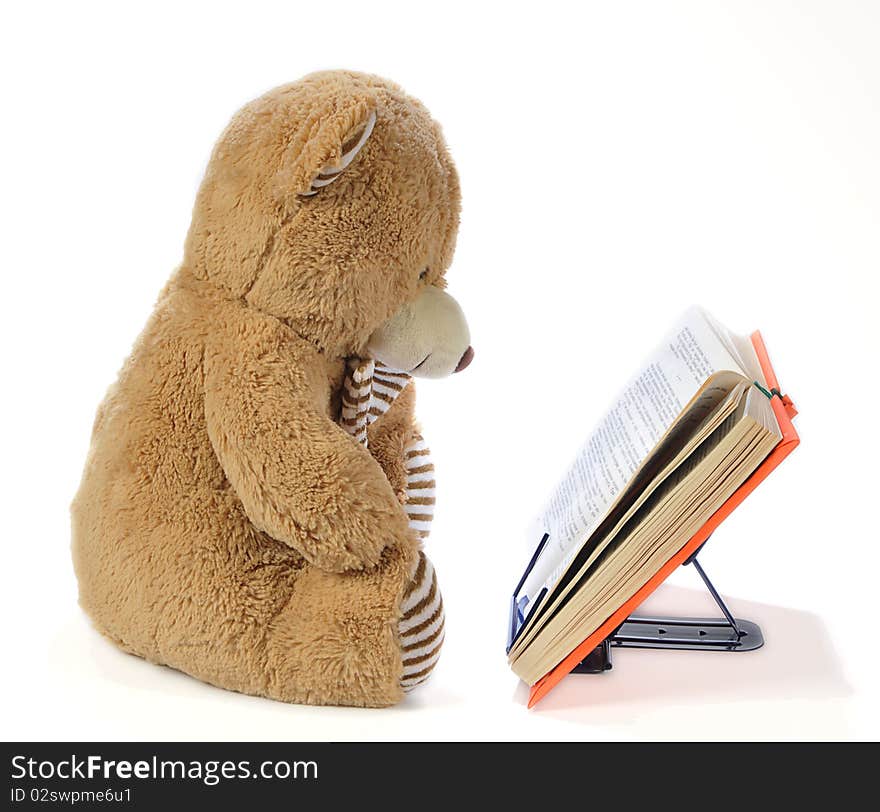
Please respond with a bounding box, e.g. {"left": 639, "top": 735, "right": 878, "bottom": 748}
{"left": 508, "top": 307, "right": 798, "bottom": 693}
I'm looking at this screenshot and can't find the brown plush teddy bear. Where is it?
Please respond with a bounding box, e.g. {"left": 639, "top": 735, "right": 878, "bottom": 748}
{"left": 71, "top": 71, "right": 472, "bottom": 707}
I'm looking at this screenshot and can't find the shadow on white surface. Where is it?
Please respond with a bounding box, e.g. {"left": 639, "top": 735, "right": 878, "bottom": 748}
{"left": 49, "top": 610, "right": 465, "bottom": 723}
{"left": 41, "top": 587, "right": 850, "bottom": 740}
{"left": 513, "top": 585, "right": 851, "bottom": 724}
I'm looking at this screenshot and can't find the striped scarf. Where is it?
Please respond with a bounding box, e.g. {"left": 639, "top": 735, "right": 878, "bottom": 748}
{"left": 340, "top": 359, "right": 445, "bottom": 691}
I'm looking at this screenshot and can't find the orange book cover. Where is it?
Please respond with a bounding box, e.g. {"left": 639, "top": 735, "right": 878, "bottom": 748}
{"left": 526, "top": 331, "right": 799, "bottom": 708}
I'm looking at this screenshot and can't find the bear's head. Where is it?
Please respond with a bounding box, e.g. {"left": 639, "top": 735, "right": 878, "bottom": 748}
{"left": 184, "top": 71, "right": 472, "bottom": 378}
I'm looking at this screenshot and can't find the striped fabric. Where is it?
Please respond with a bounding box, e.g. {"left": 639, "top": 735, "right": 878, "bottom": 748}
{"left": 340, "top": 359, "right": 436, "bottom": 538}
{"left": 403, "top": 435, "right": 435, "bottom": 538}
{"left": 398, "top": 553, "right": 444, "bottom": 691}
{"left": 339, "top": 358, "right": 444, "bottom": 691}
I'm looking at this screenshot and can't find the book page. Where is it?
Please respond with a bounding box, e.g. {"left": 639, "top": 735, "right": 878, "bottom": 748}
{"left": 702, "top": 310, "right": 767, "bottom": 386}
{"left": 509, "top": 378, "right": 746, "bottom": 659}
{"left": 515, "top": 415, "right": 779, "bottom": 682}
{"left": 517, "top": 307, "right": 746, "bottom": 613}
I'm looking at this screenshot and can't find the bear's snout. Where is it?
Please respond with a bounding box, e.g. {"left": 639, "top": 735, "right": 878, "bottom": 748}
{"left": 366, "top": 286, "right": 471, "bottom": 379}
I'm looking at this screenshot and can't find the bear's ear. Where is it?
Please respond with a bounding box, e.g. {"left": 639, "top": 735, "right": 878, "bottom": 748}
{"left": 300, "top": 110, "right": 376, "bottom": 197}
{"left": 275, "top": 101, "right": 377, "bottom": 201}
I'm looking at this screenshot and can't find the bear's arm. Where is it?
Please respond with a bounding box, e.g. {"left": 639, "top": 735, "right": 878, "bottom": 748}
{"left": 365, "top": 382, "right": 417, "bottom": 502}
{"left": 203, "top": 322, "right": 416, "bottom": 573}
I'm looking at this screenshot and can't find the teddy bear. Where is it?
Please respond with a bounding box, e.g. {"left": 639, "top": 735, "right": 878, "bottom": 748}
{"left": 71, "top": 71, "right": 472, "bottom": 708}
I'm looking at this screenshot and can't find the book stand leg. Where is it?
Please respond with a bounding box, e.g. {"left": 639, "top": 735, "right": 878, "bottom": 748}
{"left": 572, "top": 541, "right": 764, "bottom": 674}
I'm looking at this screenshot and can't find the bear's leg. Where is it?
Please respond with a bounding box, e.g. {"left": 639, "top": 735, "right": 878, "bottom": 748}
{"left": 398, "top": 552, "right": 445, "bottom": 691}
{"left": 75, "top": 493, "right": 417, "bottom": 707}
{"left": 260, "top": 543, "right": 416, "bottom": 707}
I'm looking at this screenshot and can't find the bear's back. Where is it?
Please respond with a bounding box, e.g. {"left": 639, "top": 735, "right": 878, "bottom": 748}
{"left": 74, "top": 282, "right": 221, "bottom": 518}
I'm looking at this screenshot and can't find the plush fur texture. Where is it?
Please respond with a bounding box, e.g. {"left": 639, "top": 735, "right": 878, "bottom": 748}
{"left": 71, "top": 71, "right": 467, "bottom": 707}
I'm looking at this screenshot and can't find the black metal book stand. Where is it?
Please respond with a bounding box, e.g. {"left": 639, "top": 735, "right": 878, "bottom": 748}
{"left": 508, "top": 533, "right": 763, "bottom": 675}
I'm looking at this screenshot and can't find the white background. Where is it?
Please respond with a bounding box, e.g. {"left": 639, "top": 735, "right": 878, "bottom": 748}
{"left": 2, "top": 1, "right": 878, "bottom": 741}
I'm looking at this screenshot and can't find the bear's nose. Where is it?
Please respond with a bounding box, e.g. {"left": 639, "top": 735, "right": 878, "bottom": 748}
{"left": 454, "top": 346, "right": 474, "bottom": 373}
